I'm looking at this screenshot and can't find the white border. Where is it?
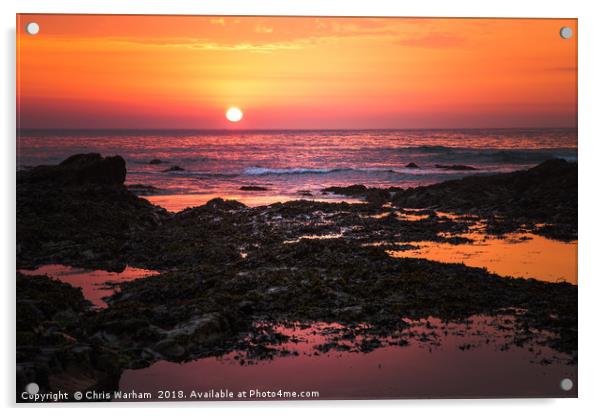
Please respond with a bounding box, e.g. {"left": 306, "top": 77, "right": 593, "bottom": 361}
{"left": 7, "top": 0, "right": 584, "bottom": 18}
{"left": 3, "top": 0, "right": 601, "bottom": 415}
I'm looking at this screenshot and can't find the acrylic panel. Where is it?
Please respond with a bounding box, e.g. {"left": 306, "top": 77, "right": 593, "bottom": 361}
{"left": 16, "top": 14, "right": 577, "bottom": 402}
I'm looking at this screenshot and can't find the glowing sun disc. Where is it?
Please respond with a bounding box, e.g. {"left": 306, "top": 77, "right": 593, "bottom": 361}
{"left": 226, "top": 107, "right": 243, "bottom": 122}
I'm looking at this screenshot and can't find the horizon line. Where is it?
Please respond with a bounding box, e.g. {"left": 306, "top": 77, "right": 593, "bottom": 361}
{"left": 17, "top": 126, "right": 578, "bottom": 132}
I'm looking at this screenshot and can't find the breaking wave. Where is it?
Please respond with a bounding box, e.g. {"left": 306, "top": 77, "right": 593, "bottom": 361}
{"left": 244, "top": 167, "right": 352, "bottom": 176}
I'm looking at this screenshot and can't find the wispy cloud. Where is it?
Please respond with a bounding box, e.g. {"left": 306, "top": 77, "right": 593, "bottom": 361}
{"left": 120, "top": 37, "right": 305, "bottom": 52}
{"left": 32, "top": 34, "right": 307, "bottom": 54}
{"left": 255, "top": 24, "right": 274, "bottom": 34}
{"left": 209, "top": 18, "right": 225, "bottom": 26}
{"left": 313, "top": 18, "right": 398, "bottom": 38}
{"left": 396, "top": 32, "right": 465, "bottom": 48}
{"left": 185, "top": 41, "right": 301, "bottom": 52}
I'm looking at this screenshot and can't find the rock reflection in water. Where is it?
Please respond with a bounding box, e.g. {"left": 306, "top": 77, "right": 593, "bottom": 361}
{"left": 119, "top": 316, "right": 577, "bottom": 400}
{"left": 18, "top": 264, "right": 159, "bottom": 308}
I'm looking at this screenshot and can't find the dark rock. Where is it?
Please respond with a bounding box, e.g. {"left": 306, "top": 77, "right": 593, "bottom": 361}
{"left": 406, "top": 163, "right": 420, "bottom": 168}
{"left": 323, "top": 184, "right": 367, "bottom": 196}
{"left": 167, "top": 313, "right": 229, "bottom": 342}
{"left": 16, "top": 273, "right": 120, "bottom": 399}
{"left": 238, "top": 300, "right": 255, "bottom": 314}
{"left": 359, "top": 338, "right": 382, "bottom": 353}
{"left": 204, "top": 198, "right": 247, "bottom": 211}
{"left": 322, "top": 184, "right": 389, "bottom": 205}
{"left": 153, "top": 339, "right": 185, "bottom": 359}
{"left": 391, "top": 159, "right": 577, "bottom": 240}
{"left": 315, "top": 342, "right": 338, "bottom": 353}
{"left": 148, "top": 159, "right": 163, "bottom": 165}
{"left": 17, "top": 154, "right": 169, "bottom": 270}
{"left": 162, "top": 165, "right": 185, "bottom": 172}
{"left": 18, "top": 153, "right": 126, "bottom": 186}
{"left": 127, "top": 184, "right": 161, "bottom": 196}
{"left": 334, "top": 305, "right": 363, "bottom": 320}
{"left": 266, "top": 286, "right": 288, "bottom": 296}
{"left": 435, "top": 164, "right": 478, "bottom": 171}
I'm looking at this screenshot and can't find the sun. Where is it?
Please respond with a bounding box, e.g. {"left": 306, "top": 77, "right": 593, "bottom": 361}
{"left": 225, "top": 107, "right": 243, "bottom": 123}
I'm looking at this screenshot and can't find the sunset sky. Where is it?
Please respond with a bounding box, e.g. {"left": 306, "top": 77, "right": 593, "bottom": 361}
{"left": 17, "top": 15, "right": 577, "bottom": 129}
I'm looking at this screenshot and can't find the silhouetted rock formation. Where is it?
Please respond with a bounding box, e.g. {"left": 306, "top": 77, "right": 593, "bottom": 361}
{"left": 17, "top": 154, "right": 168, "bottom": 271}
{"left": 18, "top": 153, "right": 126, "bottom": 185}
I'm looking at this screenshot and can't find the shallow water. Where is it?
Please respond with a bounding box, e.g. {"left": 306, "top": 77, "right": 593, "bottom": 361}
{"left": 18, "top": 264, "right": 159, "bottom": 308}
{"left": 144, "top": 192, "right": 362, "bottom": 212}
{"left": 119, "top": 317, "right": 576, "bottom": 400}
{"left": 389, "top": 232, "right": 577, "bottom": 284}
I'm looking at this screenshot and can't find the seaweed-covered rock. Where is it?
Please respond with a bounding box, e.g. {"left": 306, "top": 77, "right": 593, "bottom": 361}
{"left": 392, "top": 159, "right": 577, "bottom": 240}
{"left": 204, "top": 198, "right": 247, "bottom": 211}
{"left": 88, "top": 236, "right": 578, "bottom": 368}
{"left": 323, "top": 184, "right": 368, "bottom": 196}
{"left": 320, "top": 160, "right": 577, "bottom": 240}
{"left": 323, "top": 184, "right": 390, "bottom": 205}
{"left": 17, "top": 154, "right": 168, "bottom": 270}
{"left": 16, "top": 273, "right": 120, "bottom": 400}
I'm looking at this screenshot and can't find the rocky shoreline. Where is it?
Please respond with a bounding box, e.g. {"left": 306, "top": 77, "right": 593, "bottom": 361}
{"left": 323, "top": 159, "right": 577, "bottom": 241}
{"left": 16, "top": 154, "right": 578, "bottom": 399}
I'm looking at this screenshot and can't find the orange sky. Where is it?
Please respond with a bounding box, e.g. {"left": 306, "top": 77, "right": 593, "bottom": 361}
{"left": 17, "top": 14, "right": 577, "bottom": 129}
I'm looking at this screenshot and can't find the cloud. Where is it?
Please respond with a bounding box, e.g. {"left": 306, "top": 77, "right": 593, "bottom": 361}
{"left": 396, "top": 32, "right": 465, "bottom": 48}
{"left": 36, "top": 18, "right": 467, "bottom": 55}
{"left": 209, "top": 18, "right": 225, "bottom": 26}
{"left": 37, "top": 33, "right": 308, "bottom": 54}
{"left": 117, "top": 37, "right": 305, "bottom": 52}
{"left": 312, "top": 18, "right": 398, "bottom": 38}
{"left": 186, "top": 41, "right": 301, "bottom": 52}
{"left": 255, "top": 24, "right": 274, "bottom": 34}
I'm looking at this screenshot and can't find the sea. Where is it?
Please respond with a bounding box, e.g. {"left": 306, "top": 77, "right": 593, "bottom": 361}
{"left": 17, "top": 128, "right": 577, "bottom": 211}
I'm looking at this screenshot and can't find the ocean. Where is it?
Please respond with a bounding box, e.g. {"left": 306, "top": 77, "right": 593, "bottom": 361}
{"left": 17, "top": 128, "right": 577, "bottom": 211}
